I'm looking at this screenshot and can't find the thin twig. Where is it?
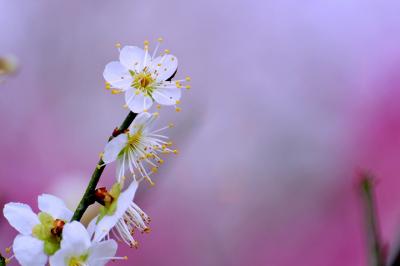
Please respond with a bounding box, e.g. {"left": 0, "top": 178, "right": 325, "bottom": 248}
{"left": 359, "top": 172, "right": 385, "bottom": 266}
{"left": 71, "top": 111, "right": 137, "bottom": 221}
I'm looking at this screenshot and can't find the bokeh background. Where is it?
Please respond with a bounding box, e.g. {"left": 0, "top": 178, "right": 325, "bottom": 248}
{"left": 2, "top": 1, "right": 400, "bottom": 265}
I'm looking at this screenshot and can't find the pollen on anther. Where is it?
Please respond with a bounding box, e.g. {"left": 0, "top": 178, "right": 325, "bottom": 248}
{"left": 157, "top": 37, "right": 163, "bottom": 42}
{"left": 185, "top": 76, "right": 191, "bottom": 82}
{"left": 99, "top": 152, "right": 104, "bottom": 158}
{"left": 156, "top": 104, "right": 161, "bottom": 109}
{"left": 185, "top": 85, "right": 191, "bottom": 90}
{"left": 115, "top": 42, "right": 122, "bottom": 49}
{"left": 105, "top": 82, "right": 111, "bottom": 90}
{"left": 168, "top": 123, "right": 174, "bottom": 128}
{"left": 175, "top": 100, "right": 181, "bottom": 105}
{"left": 164, "top": 49, "right": 170, "bottom": 54}
{"left": 111, "top": 89, "right": 121, "bottom": 95}
{"left": 175, "top": 107, "right": 182, "bottom": 112}
{"left": 173, "top": 149, "right": 179, "bottom": 154}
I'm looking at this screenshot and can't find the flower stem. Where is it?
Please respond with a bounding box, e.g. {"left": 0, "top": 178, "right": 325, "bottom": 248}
{"left": 71, "top": 111, "right": 137, "bottom": 221}
{"left": 359, "top": 172, "right": 385, "bottom": 266}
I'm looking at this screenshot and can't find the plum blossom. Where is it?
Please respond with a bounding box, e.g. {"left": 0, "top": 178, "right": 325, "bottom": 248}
{"left": 103, "top": 39, "right": 190, "bottom": 113}
{"left": 49, "top": 221, "right": 122, "bottom": 266}
{"left": 3, "top": 195, "right": 73, "bottom": 266}
{"left": 102, "top": 112, "right": 177, "bottom": 184}
{"left": 88, "top": 181, "right": 150, "bottom": 248}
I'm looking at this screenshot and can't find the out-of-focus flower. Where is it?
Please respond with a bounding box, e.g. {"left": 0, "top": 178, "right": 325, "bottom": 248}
{"left": 3, "top": 195, "right": 73, "bottom": 266}
{"left": 103, "top": 39, "right": 190, "bottom": 113}
{"left": 102, "top": 112, "right": 176, "bottom": 184}
{"left": 49, "top": 221, "right": 121, "bottom": 266}
{"left": 88, "top": 181, "right": 150, "bottom": 248}
{"left": 0, "top": 55, "right": 18, "bottom": 80}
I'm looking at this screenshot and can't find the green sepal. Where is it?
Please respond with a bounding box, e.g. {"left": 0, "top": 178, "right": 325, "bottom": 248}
{"left": 96, "top": 183, "right": 122, "bottom": 224}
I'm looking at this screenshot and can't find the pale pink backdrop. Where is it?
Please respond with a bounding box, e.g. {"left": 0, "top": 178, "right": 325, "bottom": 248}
{"left": 1, "top": 1, "right": 400, "bottom": 265}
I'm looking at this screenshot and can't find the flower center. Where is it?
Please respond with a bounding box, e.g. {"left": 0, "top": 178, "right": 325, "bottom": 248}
{"left": 96, "top": 183, "right": 122, "bottom": 223}
{"left": 131, "top": 70, "right": 155, "bottom": 95}
{"left": 127, "top": 128, "right": 143, "bottom": 148}
{"left": 32, "top": 212, "right": 64, "bottom": 255}
{"left": 68, "top": 254, "right": 88, "bottom": 266}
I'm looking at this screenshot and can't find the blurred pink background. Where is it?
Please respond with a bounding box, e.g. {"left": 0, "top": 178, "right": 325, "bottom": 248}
{"left": 2, "top": 1, "right": 400, "bottom": 265}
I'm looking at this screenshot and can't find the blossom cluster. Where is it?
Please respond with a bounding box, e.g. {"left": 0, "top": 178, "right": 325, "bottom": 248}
{"left": 1, "top": 39, "right": 190, "bottom": 266}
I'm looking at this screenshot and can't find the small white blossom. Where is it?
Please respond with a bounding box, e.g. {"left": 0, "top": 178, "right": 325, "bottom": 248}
{"left": 88, "top": 181, "right": 150, "bottom": 248}
{"left": 102, "top": 112, "right": 176, "bottom": 184}
{"left": 3, "top": 195, "right": 73, "bottom": 266}
{"left": 50, "top": 221, "right": 122, "bottom": 266}
{"left": 103, "top": 39, "right": 190, "bottom": 113}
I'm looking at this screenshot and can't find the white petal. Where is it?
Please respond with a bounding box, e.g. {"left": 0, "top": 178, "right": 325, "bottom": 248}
{"left": 60, "top": 221, "right": 91, "bottom": 254}
{"left": 130, "top": 112, "right": 158, "bottom": 134}
{"left": 13, "top": 235, "right": 47, "bottom": 266}
{"left": 119, "top": 46, "right": 147, "bottom": 72}
{"left": 93, "top": 181, "right": 138, "bottom": 242}
{"left": 38, "top": 194, "right": 73, "bottom": 221}
{"left": 130, "top": 112, "right": 152, "bottom": 129}
{"left": 3, "top": 203, "right": 39, "bottom": 235}
{"left": 92, "top": 215, "right": 119, "bottom": 242}
{"left": 87, "top": 240, "right": 118, "bottom": 266}
{"left": 103, "top": 134, "right": 128, "bottom": 164}
{"left": 153, "top": 87, "right": 181, "bottom": 105}
{"left": 150, "top": 54, "right": 178, "bottom": 81}
{"left": 103, "top": 61, "right": 132, "bottom": 90}
{"left": 87, "top": 215, "right": 98, "bottom": 239}
{"left": 49, "top": 249, "right": 70, "bottom": 266}
{"left": 125, "top": 89, "right": 153, "bottom": 113}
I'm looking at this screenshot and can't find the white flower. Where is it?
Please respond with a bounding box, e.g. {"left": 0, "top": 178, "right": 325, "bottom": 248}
{"left": 49, "top": 221, "right": 122, "bottom": 266}
{"left": 3, "top": 194, "right": 73, "bottom": 266}
{"left": 102, "top": 112, "right": 176, "bottom": 184}
{"left": 88, "top": 181, "right": 150, "bottom": 248}
{"left": 103, "top": 39, "right": 190, "bottom": 113}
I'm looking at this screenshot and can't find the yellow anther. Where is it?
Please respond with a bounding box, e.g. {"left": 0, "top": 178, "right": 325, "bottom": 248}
{"left": 166, "top": 141, "right": 172, "bottom": 146}
{"left": 185, "top": 85, "right": 191, "bottom": 90}
{"left": 173, "top": 149, "right": 179, "bottom": 154}
{"left": 156, "top": 104, "right": 161, "bottom": 109}
{"left": 175, "top": 100, "right": 181, "bottom": 105}
{"left": 161, "top": 145, "right": 167, "bottom": 150}
{"left": 105, "top": 82, "right": 111, "bottom": 90}
{"left": 144, "top": 40, "right": 149, "bottom": 46}
{"left": 153, "top": 112, "right": 159, "bottom": 117}
{"left": 168, "top": 123, "right": 174, "bottom": 128}
{"left": 151, "top": 167, "right": 158, "bottom": 173}
{"left": 99, "top": 152, "right": 104, "bottom": 158}
{"left": 5, "top": 258, "right": 11, "bottom": 264}
{"left": 164, "top": 49, "right": 170, "bottom": 54}
{"left": 115, "top": 42, "right": 121, "bottom": 49}
{"left": 144, "top": 176, "right": 155, "bottom": 186}
{"left": 185, "top": 76, "right": 191, "bottom": 82}
{"left": 135, "top": 89, "right": 140, "bottom": 95}
{"left": 123, "top": 104, "right": 128, "bottom": 109}
{"left": 157, "top": 37, "right": 163, "bottom": 42}
{"left": 111, "top": 89, "right": 122, "bottom": 95}
{"left": 157, "top": 63, "right": 162, "bottom": 67}
{"left": 143, "top": 109, "right": 148, "bottom": 112}
{"left": 175, "top": 107, "right": 182, "bottom": 112}
{"left": 158, "top": 159, "right": 164, "bottom": 164}
{"left": 5, "top": 247, "right": 11, "bottom": 254}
